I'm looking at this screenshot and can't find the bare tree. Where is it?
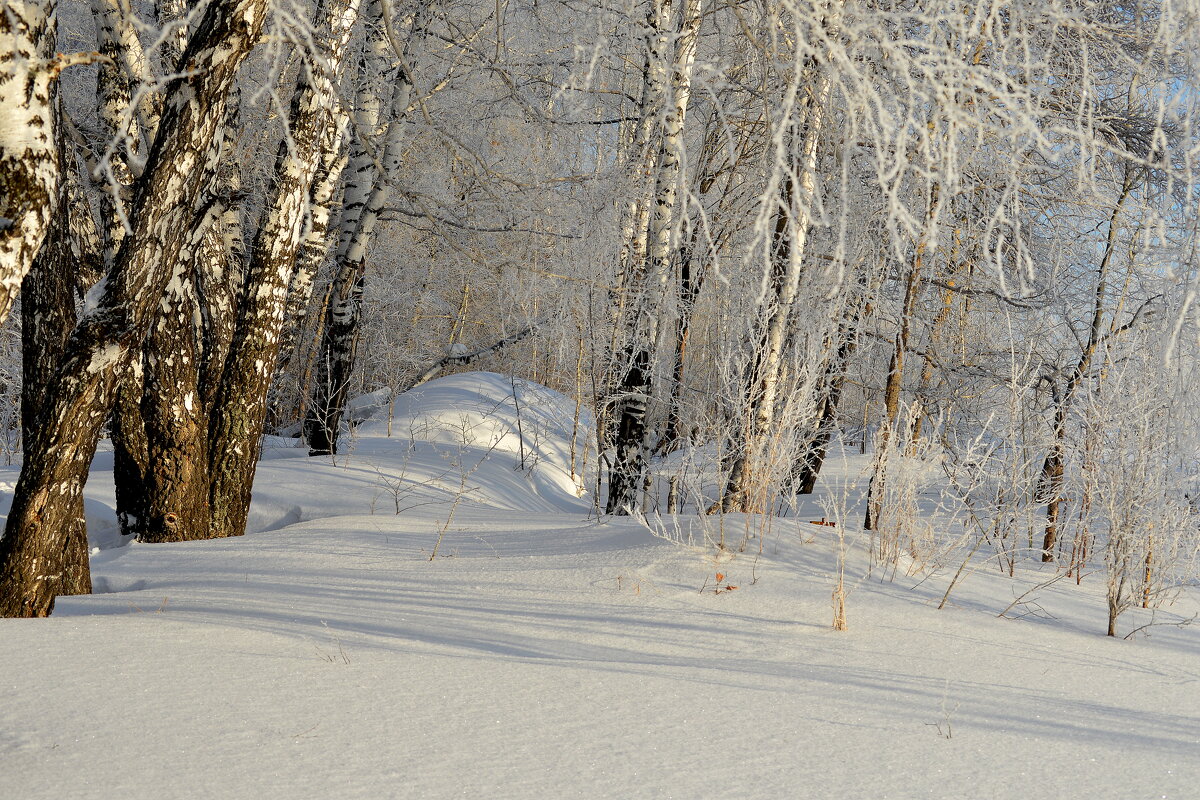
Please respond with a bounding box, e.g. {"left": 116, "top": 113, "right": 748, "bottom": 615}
{"left": 0, "top": 0, "right": 269, "bottom": 616}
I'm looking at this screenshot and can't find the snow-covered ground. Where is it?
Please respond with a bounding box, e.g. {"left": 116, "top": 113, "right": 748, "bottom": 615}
{"left": 2, "top": 372, "right": 1198, "bottom": 799}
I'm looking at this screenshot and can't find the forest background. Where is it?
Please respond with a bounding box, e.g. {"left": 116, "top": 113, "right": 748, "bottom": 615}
{"left": 0, "top": 0, "right": 1199, "bottom": 641}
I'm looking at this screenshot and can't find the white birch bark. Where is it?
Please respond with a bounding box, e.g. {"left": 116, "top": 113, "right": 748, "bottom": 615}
{"left": 266, "top": 111, "right": 347, "bottom": 426}
{"left": 600, "top": 0, "right": 673, "bottom": 452}
{"left": 18, "top": 71, "right": 92, "bottom": 597}
{"left": 305, "top": 2, "right": 427, "bottom": 455}
{"left": 606, "top": 0, "right": 702, "bottom": 514}
{"left": 91, "top": 0, "right": 156, "bottom": 262}
{"left": 208, "top": 0, "right": 364, "bottom": 538}
{"left": 0, "top": 1, "right": 60, "bottom": 326}
{"left": 0, "top": 0, "right": 270, "bottom": 617}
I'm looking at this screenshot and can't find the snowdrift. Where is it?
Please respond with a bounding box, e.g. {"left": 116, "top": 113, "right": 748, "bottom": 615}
{"left": 247, "top": 371, "right": 592, "bottom": 533}
{"left": 2, "top": 373, "right": 1199, "bottom": 800}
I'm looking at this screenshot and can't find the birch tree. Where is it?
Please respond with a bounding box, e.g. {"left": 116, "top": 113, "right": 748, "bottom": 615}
{"left": 606, "top": 0, "right": 702, "bottom": 513}
{"left": 305, "top": 0, "right": 427, "bottom": 455}
{"left": 0, "top": 0, "right": 269, "bottom": 617}
{"left": 0, "top": 1, "right": 71, "bottom": 325}
{"left": 207, "top": 0, "right": 364, "bottom": 538}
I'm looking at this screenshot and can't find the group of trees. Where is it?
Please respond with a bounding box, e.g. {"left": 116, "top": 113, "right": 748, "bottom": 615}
{"left": 1, "top": 0, "right": 1198, "bottom": 628}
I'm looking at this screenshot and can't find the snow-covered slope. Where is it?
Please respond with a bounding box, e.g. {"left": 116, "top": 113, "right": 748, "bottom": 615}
{"left": 2, "top": 373, "right": 1198, "bottom": 799}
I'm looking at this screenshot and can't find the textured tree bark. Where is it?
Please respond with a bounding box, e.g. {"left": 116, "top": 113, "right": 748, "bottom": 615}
{"left": 606, "top": 0, "right": 701, "bottom": 514}
{"left": 208, "top": 0, "right": 363, "bottom": 538}
{"left": 197, "top": 95, "right": 247, "bottom": 417}
{"left": 91, "top": 0, "right": 148, "bottom": 261}
{"left": 268, "top": 128, "right": 347, "bottom": 429}
{"left": 19, "top": 88, "right": 93, "bottom": 597}
{"left": 140, "top": 254, "right": 212, "bottom": 542}
{"left": 0, "top": 0, "right": 269, "bottom": 617}
{"left": 0, "top": 1, "right": 61, "bottom": 327}
{"left": 135, "top": 0, "right": 238, "bottom": 543}
{"left": 93, "top": 0, "right": 157, "bottom": 540}
{"left": 304, "top": 0, "right": 424, "bottom": 456}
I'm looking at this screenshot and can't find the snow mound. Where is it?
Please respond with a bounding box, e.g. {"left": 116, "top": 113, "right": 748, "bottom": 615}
{"left": 243, "top": 372, "right": 592, "bottom": 532}
{"left": 381, "top": 371, "right": 588, "bottom": 471}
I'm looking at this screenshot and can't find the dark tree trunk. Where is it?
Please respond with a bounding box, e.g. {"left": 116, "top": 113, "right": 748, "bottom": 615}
{"left": 1037, "top": 169, "right": 1132, "bottom": 561}
{"left": 19, "top": 96, "right": 92, "bottom": 597}
{"left": 793, "top": 371, "right": 845, "bottom": 496}
{"left": 140, "top": 259, "right": 212, "bottom": 542}
{"left": 605, "top": 348, "right": 651, "bottom": 514}
{"left": 137, "top": 20, "right": 239, "bottom": 544}
{"left": 657, "top": 228, "right": 703, "bottom": 455}
{"left": 0, "top": 0, "right": 269, "bottom": 617}
{"left": 112, "top": 377, "right": 150, "bottom": 536}
{"left": 304, "top": 266, "right": 364, "bottom": 455}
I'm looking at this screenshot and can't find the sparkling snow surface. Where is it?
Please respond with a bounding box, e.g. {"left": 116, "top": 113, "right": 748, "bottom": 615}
{"left": 2, "top": 373, "right": 1198, "bottom": 799}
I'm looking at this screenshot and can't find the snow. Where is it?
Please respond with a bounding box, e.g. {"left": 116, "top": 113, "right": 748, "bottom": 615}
{"left": 2, "top": 372, "right": 1198, "bottom": 798}
{"left": 85, "top": 342, "right": 126, "bottom": 375}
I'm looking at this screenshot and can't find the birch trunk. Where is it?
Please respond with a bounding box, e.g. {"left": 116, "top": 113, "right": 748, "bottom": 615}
{"left": 657, "top": 224, "right": 703, "bottom": 454}
{"left": 208, "top": 0, "right": 363, "bottom": 538}
{"left": 305, "top": 2, "right": 425, "bottom": 455}
{"left": 270, "top": 0, "right": 403, "bottom": 419}
{"left": 0, "top": 1, "right": 60, "bottom": 326}
{"left": 596, "top": 0, "right": 674, "bottom": 459}
{"left": 136, "top": 0, "right": 241, "bottom": 543}
{"left": 606, "top": 0, "right": 702, "bottom": 514}
{"left": 93, "top": 0, "right": 159, "bottom": 539}
{"left": 268, "top": 126, "right": 347, "bottom": 428}
{"left": 19, "top": 81, "right": 92, "bottom": 597}
{"left": 0, "top": 0, "right": 269, "bottom": 617}
{"left": 714, "top": 60, "right": 832, "bottom": 513}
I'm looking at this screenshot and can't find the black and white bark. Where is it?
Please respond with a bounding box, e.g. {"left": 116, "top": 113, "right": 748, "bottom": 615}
{"left": 18, "top": 76, "right": 95, "bottom": 597}
{"left": 304, "top": 0, "right": 425, "bottom": 456}
{"left": 92, "top": 0, "right": 161, "bottom": 539}
{"left": 197, "top": 89, "right": 247, "bottom": 416}
{"left": 267, "top": 113, "right": 347, "bottom": 428}
{"left": 607, "top": 0, "right": 702, "bottom": 514}
{"left": 0, "top": 1, "right": 62, "bottom": 326}
{"left": 0, "top": 0, "right": 269, "bottom": 617}
{"left": 135, "top": 0, "right": 241, "bottom": 544}
{"left": 208, "top": 0, "right": 363, "bottom": 538}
